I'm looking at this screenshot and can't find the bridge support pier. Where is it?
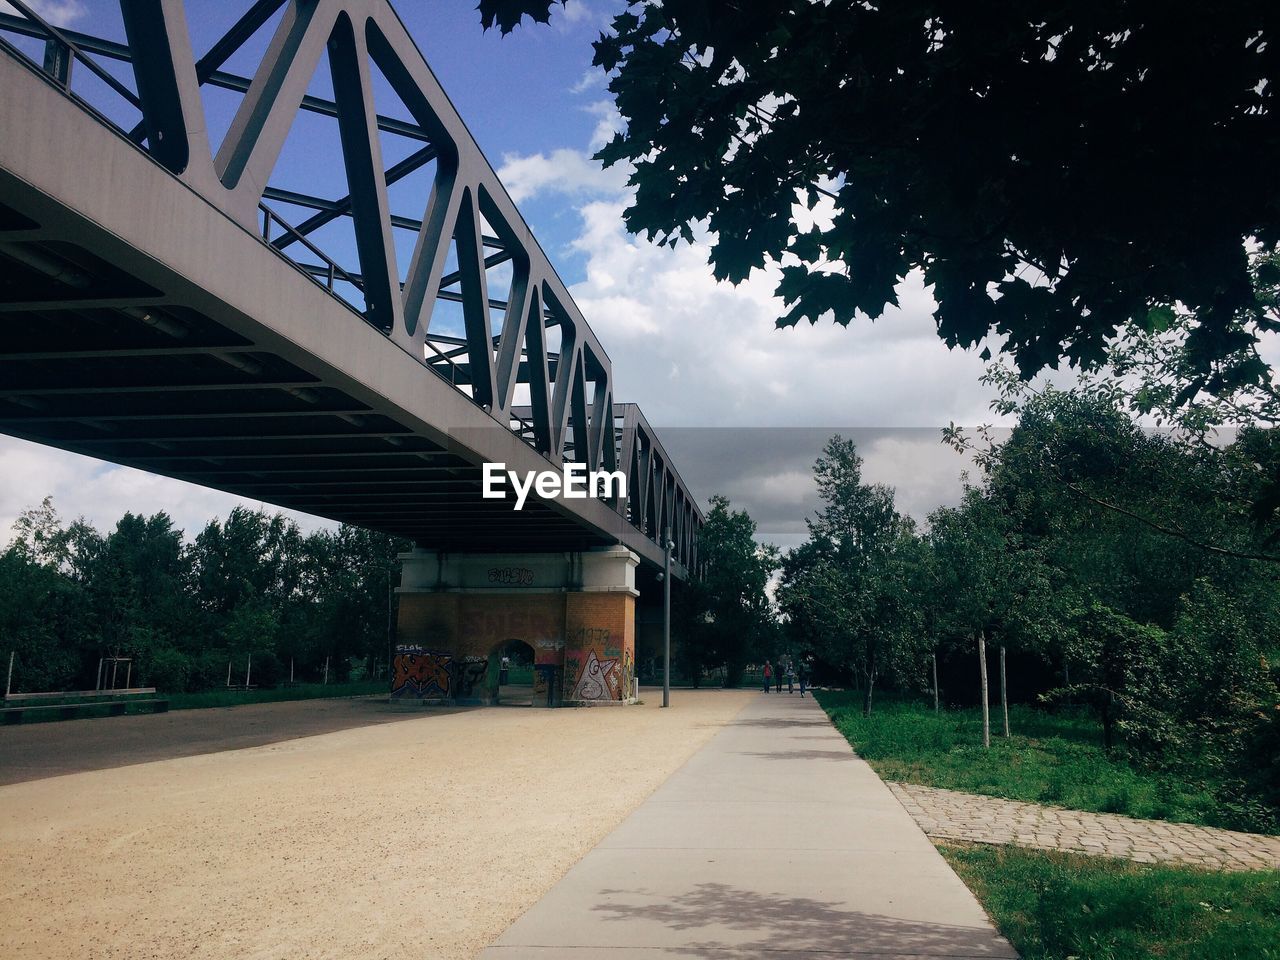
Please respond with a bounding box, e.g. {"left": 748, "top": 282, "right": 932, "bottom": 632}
{"left": 392, "top": 547, "right": 639, "bottom": 707}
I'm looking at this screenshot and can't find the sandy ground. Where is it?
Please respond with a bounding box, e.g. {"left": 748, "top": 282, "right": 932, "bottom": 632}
{"left": 0, "top": 689, "right": 755, "bottom": 960}
{"left": 0, "top": 696, "right": 459, "bottom": 785}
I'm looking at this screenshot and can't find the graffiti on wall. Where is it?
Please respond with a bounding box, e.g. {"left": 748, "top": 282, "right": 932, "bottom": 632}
{"left": 487, "top": 567, "right": 534, "bottom": 586}
{"left": 454, "top": 656, "right": 489, "bottom": 699}
{"left": 569, "top": 648, "right": 621, "bottom": 701}
{"left": 568, "top": 627, "right": 611, "bottom": 647}
{"left": 534, "top": 636, "right": 565, "bottom": 666}
{"left": 391, "top": 646, "right": 452, "bottom": 699}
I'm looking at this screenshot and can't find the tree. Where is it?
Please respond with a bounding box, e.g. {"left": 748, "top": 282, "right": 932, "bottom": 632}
{"left": 482, "top": 0, "right": 1279, "bottom": 383}
{"left": 0, "top": 546, "right": 80, "bottom": 692}
{"left": 76, "top": 512, "right": 192, "bottom": 687}
{"left": 683, "top": 495, "right": 778, "bottom": 686}
{"left": 780, "top": 436, "right": 923, "bottom": 715}
{"left": 927, "top": 486, "right": 1059, "bottom": 745}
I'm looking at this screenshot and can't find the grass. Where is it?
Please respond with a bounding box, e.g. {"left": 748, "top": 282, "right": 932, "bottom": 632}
{"left": 167, "top": 680, "right": 387, "bottom": 711}
{"left": 814, "top": 691, "right": 1274, "bottom": 834}
{"left": 941, "top": 842, "right": 1280, "bottom": 960}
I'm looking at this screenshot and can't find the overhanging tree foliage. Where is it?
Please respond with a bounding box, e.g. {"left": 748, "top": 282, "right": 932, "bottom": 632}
{"left": 481, "top": 0, "right": 1279, "bottom": 381}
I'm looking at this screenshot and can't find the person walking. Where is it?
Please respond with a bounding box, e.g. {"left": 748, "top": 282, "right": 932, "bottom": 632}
{"left": 798, "top": 660, "right": 809, "bottom": 697}
{"left": 787, "top": 663, "right": 795, "bottom": 694}
{"left": 774, "top": 658, "right": 784, "bottom": 694}
{"left": 762, "top": 660, "right": 773, "bottom": 693}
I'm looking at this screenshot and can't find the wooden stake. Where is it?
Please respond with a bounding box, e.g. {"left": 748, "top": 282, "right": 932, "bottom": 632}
{"left": 1000, "top": 645, "right": 1010, "bottom": 738}
{"left": 932, "top": 652, "right": 939, "bottom": 713}
{"left": 978, "top": 631, "right": 990, "bottom": 749}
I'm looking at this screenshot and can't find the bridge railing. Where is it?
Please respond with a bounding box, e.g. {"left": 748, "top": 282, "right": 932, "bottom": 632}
{"left": 0, "top": 0, "right": 704, "bottom": 568}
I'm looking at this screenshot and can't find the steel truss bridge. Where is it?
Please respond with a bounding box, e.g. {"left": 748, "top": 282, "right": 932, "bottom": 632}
{"left": 0, "top": 0, "right": 701, "bottom": 573}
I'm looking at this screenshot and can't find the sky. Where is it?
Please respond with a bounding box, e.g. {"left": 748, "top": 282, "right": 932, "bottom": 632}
{"left": 1, "top": 0, "right": 1023, "bottom": 548}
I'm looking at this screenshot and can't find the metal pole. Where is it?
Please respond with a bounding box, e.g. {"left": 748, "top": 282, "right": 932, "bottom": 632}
{"left": 387, "top": 569, "right": 395, "bottom": 679}
{"left": 662, "top": 526, "right": 671, "bottom": 709}
{"left": 245, "top": 655, "right": 252, "bottom": 689}
{"left": 5, "top": 651, "right": 13, "bottom": 698}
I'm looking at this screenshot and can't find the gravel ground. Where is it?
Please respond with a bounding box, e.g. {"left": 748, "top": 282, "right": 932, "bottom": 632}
{"left": 0, "top": 689, "right": 756, "bottom": 960}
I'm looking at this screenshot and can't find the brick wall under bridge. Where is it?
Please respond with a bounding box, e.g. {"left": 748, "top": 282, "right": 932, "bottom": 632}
{"left": 392, "top": 548, "right": 638, "bottom": 707}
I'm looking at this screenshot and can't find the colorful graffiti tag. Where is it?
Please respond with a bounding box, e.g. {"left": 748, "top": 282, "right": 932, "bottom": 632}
{"left": 391, "top": 646, "right": 452, "bottom": 699}
{"left": 569, "top": 649, "right": 621, "bottom": 701}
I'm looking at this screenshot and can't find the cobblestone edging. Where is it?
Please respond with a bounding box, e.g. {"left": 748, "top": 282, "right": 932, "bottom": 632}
{"left": 888, "top": 782, "right": 1280, "bottom": 872}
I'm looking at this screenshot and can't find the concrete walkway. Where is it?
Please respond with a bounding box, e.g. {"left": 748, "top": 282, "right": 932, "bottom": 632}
{"left": 890, "top": 782, "right": 1280, "bottom": 872}
{"left": 481, "top": 692, "right": 1017, "bottom": 959}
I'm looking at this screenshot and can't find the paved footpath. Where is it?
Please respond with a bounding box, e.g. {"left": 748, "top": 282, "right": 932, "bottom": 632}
{"left": 889, "top": 783, "right": 1280, "bottom": 873}
{"left": 481, "top": 693, "right": 1017, "bottom": 959}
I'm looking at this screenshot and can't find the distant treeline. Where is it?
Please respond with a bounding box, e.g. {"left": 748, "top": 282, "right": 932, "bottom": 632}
{"left": 1, "top": 501, "right": 408, "bottom": 694}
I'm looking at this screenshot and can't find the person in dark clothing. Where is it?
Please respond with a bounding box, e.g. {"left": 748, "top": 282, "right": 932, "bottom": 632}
{"left": 762, "top": 660, "right": 773, "bottom": 693}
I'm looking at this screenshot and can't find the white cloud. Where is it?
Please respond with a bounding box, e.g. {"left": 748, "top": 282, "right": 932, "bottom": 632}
{"left": 496, "top": 101, "right": 627, "bottom": 204}
{"left": 562, "top": 195, "right": 999, "bottom": 430}
{"left": 570, "top": 70, "right": 605, "bottom": 95}
{"left": 498, "top": 147, "right": 629, "bottom": 204}
{"left": 0, "top": 436, "right": 336, "bottom": 548}
{"left": 552, "top": 0, "right": 612, "bottom": 34}
{"left": 0, "top": 0, "right": 86, "bottom": 26}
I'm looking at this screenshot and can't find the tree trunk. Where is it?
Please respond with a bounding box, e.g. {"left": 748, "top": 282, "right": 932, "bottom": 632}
{"left": 932, "top": 652, "right": 939, "bottom": 713}
{"left": 1102, "top": 692, "right": 1114, "bottom": 750}
{"left": 863, "top": 645, "right": 876, "bottom": 716}
{"left": 977, "top": 631, "right": 990, "bottom": 749}
{"left": 1000, "top": 645, "right": 1010, "bottom": 738}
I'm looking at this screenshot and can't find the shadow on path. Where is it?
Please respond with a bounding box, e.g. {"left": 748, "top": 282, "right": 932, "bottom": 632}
{"left": 735, "top": 749, "right": 855, "bottom": 762}
{"left": 592, "top": 881, "right": 1014, "bottom": 959}
{"left": 0, "top": 696, "right": 463, "bottom": 785}
{"left": 727, "top": 716, "right": 833, "bottom": 729}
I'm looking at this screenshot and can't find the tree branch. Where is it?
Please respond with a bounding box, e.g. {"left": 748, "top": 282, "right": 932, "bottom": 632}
{"left": 1063, "top": 481, "right": 1280, "bottom": 565}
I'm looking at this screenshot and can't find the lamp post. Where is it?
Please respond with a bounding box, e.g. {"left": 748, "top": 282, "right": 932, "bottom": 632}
{"left": 662, "top": 526, "right": 672, "bottom": 708}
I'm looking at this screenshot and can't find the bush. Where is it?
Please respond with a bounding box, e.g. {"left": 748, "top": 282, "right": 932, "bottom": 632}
{"left": 188, "top": 649, "right": 231, "bottom": 692}
{"left": 143, "top": 647, "right": 190, "bottom": 692}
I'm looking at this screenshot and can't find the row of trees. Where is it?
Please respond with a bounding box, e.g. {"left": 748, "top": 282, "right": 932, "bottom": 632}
{"left": 1, "top": 502, "right": 406, "bottom": 694}
{"left": 684, "top": 393, "right": 1279, "bottom": 826}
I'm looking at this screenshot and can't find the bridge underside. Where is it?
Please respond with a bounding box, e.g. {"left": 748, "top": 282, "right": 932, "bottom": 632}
{"left": 0, "top": 194, "right": 607, "bottom": 553}
{"left": 0, "top": 2, "right": 702, "bottom": 572}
